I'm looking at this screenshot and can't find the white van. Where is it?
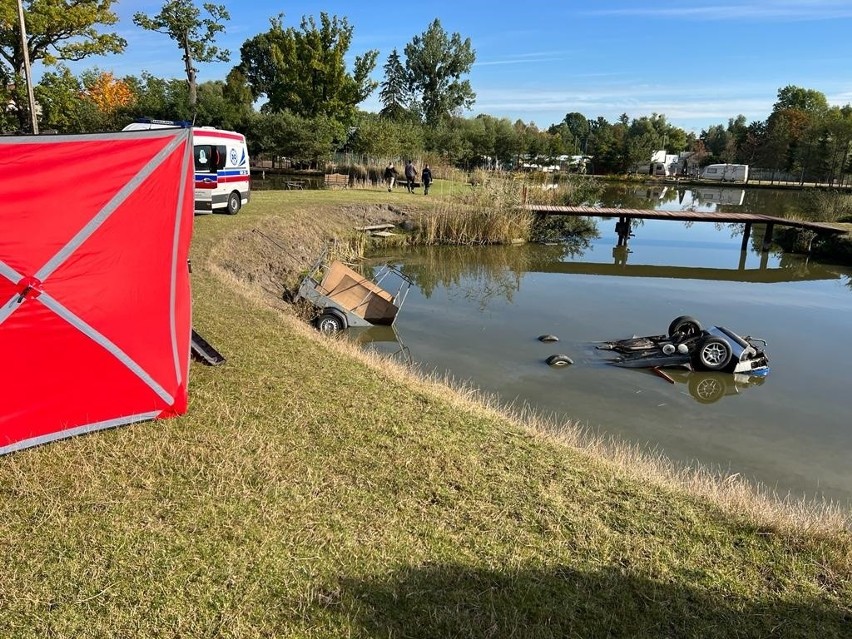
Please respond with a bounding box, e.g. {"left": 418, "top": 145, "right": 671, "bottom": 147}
{"left": 122, "top": 120, "right": 251, "bottom": 214}
{"left": 700, "top": 164, "right": 749, "bottom": 184}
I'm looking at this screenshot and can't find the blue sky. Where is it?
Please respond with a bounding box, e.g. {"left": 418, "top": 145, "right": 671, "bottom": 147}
{"left": 55, "top": 0, "right": 852, "bottom": 134}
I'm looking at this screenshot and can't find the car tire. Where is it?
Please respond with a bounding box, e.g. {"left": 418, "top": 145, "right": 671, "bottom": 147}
{"left": 668, "top": 315, "right": 702, "bottom": 339}
{"left": 546, "top": 354, "right": 574, "bottom": 367}
{"left": 692, "top": 337, "right": 732, "bottom": 371}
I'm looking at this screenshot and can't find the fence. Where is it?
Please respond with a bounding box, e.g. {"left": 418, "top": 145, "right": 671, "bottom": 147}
{"left": 748, "top": 167, "right": 851, "bottom": 188}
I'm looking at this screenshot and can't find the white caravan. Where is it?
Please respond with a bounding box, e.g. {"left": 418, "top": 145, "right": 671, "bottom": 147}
{"left": 700, "top": 164, "right": 749, "bottom": 184}
{"left": 122, "top": 120, "right": 251, "bottom": 214}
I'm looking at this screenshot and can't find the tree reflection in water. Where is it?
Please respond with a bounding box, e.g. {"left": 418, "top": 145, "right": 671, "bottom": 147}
{"left": 370, "top": 239, "right": 594, "bottom": 310}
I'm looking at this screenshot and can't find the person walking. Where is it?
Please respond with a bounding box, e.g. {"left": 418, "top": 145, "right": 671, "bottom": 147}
{"left": 404, "top": 160, "right": 417, "bottom": 193}
{"left": 383, "top": 162, "right": 397, "bottom": 192}
{"left": 421, "top": 164, "right": 433, "bottom": 195}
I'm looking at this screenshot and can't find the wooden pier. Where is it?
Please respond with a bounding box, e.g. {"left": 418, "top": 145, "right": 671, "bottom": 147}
{"left": 523, "top": 205, "right": 846, "bottom": 251}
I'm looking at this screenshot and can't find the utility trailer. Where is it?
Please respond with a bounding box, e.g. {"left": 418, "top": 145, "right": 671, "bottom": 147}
{"left": 296, "top": 252, "right": 412, "bottom": 333}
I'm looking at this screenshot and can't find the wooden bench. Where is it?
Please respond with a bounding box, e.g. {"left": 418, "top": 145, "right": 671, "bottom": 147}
{"left": 324, "top": 173, "right": 349, "bottom": 189}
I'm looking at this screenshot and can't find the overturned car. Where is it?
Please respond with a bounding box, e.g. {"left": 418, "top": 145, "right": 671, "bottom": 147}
{"left": 597, "top": 316, "right": 770, "bottom": 375}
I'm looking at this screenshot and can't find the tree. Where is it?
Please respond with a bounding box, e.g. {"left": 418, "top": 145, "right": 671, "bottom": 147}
{"left": 122, "top": 73, "right": 191, "bottom": 123}
{"left": 553, "top": 112, "right": 591, "bottom": 154}
{"left": 133, "top": 1, "right": 230, "bottom": 114}
{"left": 456, "top": 116, "right": 493, "bottom": 168}
{"left": 219, "top": 67, "right": 254, "bottom": 129}
{"left": 86, "top": 71, "right": 133, "bottom": 114}
{"left": 194, "top": 79, "right": 247, "bottom": 131}
{"left": 727, "top": 114, "right": 749, "bottom": 161}
{"left": 466, "top": 114, "right": 517, "bottom": 169}
{"left": 248, "top": 110, "right": 346, "bottom": 167}
{"left": 625, "top": 115, "right": 666, "bottom": 169}
{"left": 583, "top": 117, "right": 615, "bottom": 174}
{"left": 379, "top": 49, "right": 413, "bottom": 121}
{"left": 738, "top": 120, "right": 766, "bottom": 165}
{"left": 773, "top": 85, "right": 829, "bottom": 115}
{"left": 34, "top": 66, "right": 90, "bottom": 132}
{"left": 348, "top": 111, "right": 424, "bottom": 158}
{"left": 34, "top": 66, "right": 131, "bottom": 133}
{"left": 424, "top": 118, "right": 470, "bottom": 166}
{"left": 239, "top": 13, "right": 377, "bottom": 126}
{"left": 701, "top": 123, "right": 731, "bottom": 161}
{"left": 0, "top": 0, "right": 125, "bottom": 131}
{"left": 404, "top": 19, "right": 476, "bottom": 125}
{"left": 763, "top": 86, "right": 831, "bottom": 180}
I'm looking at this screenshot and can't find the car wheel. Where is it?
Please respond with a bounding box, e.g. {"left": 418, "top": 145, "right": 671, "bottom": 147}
{"left": 546, "top": 354, "right": 574, "bottom": 367}
{"left": 316, "top": 313, "right": 344, "bottom": 333}
{"left": 692, "top": 337, "right": 732, "bottom": 371}
{"left": 688, "top": 375, "right": 727, "bottom": 404}
{"left": 226, "top": 191, "right": 241, "bottom": 215}
{"left": 668, "top": 315, "right": 702, "bottom": 339}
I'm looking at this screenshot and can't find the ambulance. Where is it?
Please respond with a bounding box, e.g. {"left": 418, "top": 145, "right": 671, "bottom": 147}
{"left": 122, "top": 119, "right": 251, "bottom": 214}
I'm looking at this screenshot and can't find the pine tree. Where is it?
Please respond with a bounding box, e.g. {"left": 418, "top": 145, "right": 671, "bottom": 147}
{"left": 379, "top": 49, "right": 411, "bottom": 121}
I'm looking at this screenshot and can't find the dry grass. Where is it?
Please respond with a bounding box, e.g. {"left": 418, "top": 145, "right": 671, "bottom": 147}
{"left": 1, "top": 188, "right": 850, "bottom": 638}
{"left": 414, "top": 172, "right": 534, "bottom": 245}
{"left": 805, "top": 190, "right": 852, "bottom": 223}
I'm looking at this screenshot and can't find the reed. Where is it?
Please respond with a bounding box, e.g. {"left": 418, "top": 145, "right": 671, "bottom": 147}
{"left": 804, "top": 189, "right": 852, "bottom": 222}
{"left": 415, "top": 173, "right": 534, "bottom": 245}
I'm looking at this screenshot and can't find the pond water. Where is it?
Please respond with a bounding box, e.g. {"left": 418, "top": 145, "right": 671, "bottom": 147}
{"left": 252, "top": 172, "right": 326, "bottom": 191}
{"left": 361, "top": 185, "right": 852, "bottom": 506}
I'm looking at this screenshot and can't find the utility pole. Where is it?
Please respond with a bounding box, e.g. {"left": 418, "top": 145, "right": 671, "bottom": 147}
{"left": 16, "top": 0, "right": 39, "bottom": 134}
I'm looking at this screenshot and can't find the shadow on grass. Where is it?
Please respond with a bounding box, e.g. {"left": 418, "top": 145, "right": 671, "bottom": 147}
{"left": 331, "top": 562, "right": 850, "bottom": 639}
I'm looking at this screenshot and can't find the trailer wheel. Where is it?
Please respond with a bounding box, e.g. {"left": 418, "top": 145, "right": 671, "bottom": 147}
{"left": 316, "top": 313, "right": 344, "bottom": 333}
{"left": 226, "top": 191, "right": 241, "bottom": 215}
{"left": 692, "top": 337, "right": 732, "bottom": 371}
{"left": 668, "top": 315, "right": 702, "bottom": 339}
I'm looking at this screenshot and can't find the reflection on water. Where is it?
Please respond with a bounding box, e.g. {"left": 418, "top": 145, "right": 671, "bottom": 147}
{"left": 364, "top": 198, "right": 852, "bottom": 505}
{"left": 640, "top": 369, "right": 768, "bottom": 405}
{"left": 612, "top": 185, "right": 746, "bottom": 209}
{"left": 380, "top": 236, "right": 848, "bottom": 307}
{"left": 346, "top": 324, "right": 411, "bottom": 365}
{"left": 383, "top": 244, "right": 572, "bottom": 308}
{"left": 599, "top": 184, "right": 810, "bottom": 217}
{"left": 251, "top": 173, "right": 326, "bottom": 190}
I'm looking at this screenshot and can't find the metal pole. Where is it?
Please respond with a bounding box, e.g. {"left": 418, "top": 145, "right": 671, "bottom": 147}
{"left": 16, "top": 0, "right": 39, "bottom": 134}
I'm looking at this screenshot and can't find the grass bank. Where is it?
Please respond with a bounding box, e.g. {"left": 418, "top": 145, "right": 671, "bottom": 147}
{"left": 1, "top": 188, "right": 850, "bottom": 637}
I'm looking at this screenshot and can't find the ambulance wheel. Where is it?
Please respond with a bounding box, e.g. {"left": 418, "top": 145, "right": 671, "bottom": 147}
{"left": 316, "top": 313, "right": 344, "bottom": 333}
{"left": 226, "top": 191, "right": 241, "bottom": 215}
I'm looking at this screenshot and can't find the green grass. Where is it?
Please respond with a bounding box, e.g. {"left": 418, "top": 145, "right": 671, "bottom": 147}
{"left": 1, "top": 189, "right": 850, "bottom": 638}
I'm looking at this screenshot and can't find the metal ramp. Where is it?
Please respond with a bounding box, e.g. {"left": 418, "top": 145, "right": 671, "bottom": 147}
{"left": 191, "top": 329, "right": 226, "bottom": 365}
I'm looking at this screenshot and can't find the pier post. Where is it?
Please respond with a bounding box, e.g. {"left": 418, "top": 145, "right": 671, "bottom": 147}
{"left": 741, "top": 222, "right": 752, "bottom": 252}
{"left": 761, "top": 223, "right": 775, "bottom": 251}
